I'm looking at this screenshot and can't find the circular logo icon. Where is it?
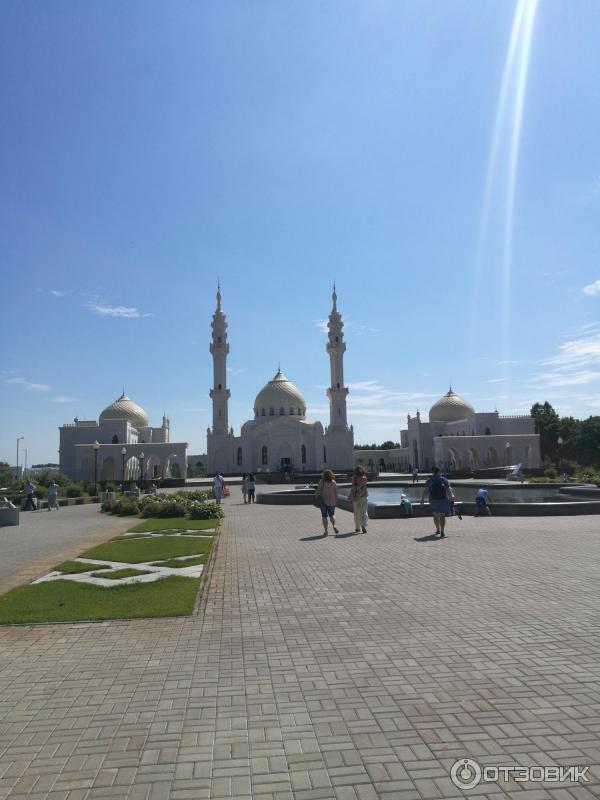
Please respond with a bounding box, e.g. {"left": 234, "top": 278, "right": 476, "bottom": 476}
{"left": 451, "top": 758, "right": 482, "bottom": 790}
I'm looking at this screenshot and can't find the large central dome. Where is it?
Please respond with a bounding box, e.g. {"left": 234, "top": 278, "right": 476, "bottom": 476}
{"left": 99, "top": 392, "right": 149, "bottom": 428}
{"left": 429, "top": 388, "right": 475, "bottom": 423}
{"left": 254, "top": 370, "right": 306, "bottom": 417}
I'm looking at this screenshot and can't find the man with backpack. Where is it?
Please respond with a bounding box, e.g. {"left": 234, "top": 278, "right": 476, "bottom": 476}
{"left": 420, "top": 465, "right": 452, "bottom": 538}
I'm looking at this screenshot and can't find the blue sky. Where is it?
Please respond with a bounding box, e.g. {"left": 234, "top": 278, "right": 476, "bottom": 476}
{"left": 1, "top": 0, "right": 600, "bottom": 464}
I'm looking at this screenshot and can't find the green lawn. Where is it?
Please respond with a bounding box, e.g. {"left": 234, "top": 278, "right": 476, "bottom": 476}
{"left": 128, "top": 517, "right": 217, "bottom": 533}
{"left": 81, "top": 535, "right": 213, "bottom": 564}
{"left": 55, "top": 560, "right": 111, "bottom": 574}
{"left": 91, "top": 568, "right": 151, "bottom": 580}
{"left": 152, "top": 555, "right": 206, "bottom": 569}
{"left": 0, "top": 576, "right": 200, "bottom": 624}
{"left": 0, "top": 516, "right": 220, "bottom": 625}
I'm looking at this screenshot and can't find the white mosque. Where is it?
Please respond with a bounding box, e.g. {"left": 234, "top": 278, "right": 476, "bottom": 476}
{"left": 356, "top": 387, "right": 541, "bottom": 473}
{"left": 59, "top": 394, "right": 188, "bottom": 482}
{"left": 206, "top": 287, "right": 355, "bottom": 474}
{"left": 58, "top": 287, "right": 540, "bottom": 481}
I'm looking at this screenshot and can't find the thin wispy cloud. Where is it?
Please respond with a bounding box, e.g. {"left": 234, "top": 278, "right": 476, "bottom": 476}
{"left": 5, "top": 377, "right": 51, "bottom": 392}
{"left": 84, "top": 298, "right": 150, "bottom": 318}
{"left": 36, "top": 288, "right": 66, "bottom": 297}
{"left": 50, "top": 395, "right": 80, "bottom": 403}
{"left": 533, "top": 332, "right": 600, "bottom": 388}
{"left": 227, "top": 366, "right": 247, "bottom": 375}
{"left": 314, "top": 319, "right": 328, "bottom": 333}
{"left": 583, "top": 279, "right": 600, "bottom": 296}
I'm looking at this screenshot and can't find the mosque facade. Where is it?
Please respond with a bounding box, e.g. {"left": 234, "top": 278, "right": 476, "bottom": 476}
{"left": 355, "top": 388, "right": 541, "bottom": 473}
{"left": 206, "top": 288, "right": 355, "bottom": 474}
{"left": 59, "top": 394, "right": 188, "bottom": 482}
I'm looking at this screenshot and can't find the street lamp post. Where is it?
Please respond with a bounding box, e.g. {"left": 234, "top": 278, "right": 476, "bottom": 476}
{"left": 505, "top": 442, "right": 511, "bottom": 468}
{"left": 23, "top": 448, "right": 28, "bottom": 477}
{"left": 92, "top": 441, "right": 100, "bottom": 494}
{"left": 139, "top": 452, "right": 145, "bottom": 489}
{"left": 121, "top": 447, "right": 127, "bottom": 491}
{"left": 16, "top": 436, "right": 24, "bottom": 480}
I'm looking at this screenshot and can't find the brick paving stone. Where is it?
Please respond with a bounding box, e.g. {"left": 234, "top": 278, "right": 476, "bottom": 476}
{"left": 0, "top": 497, "right": 600, "bottom": 799}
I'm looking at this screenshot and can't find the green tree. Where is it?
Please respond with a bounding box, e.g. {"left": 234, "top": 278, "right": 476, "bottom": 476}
{"left": 0, "top": 461, "right": 14, "bottom": 487}
{"left": 531, "top": 402, "right": 561, "bottom": 461}
{"left": 580, "top": 416, "right": 600, "bottom": 467}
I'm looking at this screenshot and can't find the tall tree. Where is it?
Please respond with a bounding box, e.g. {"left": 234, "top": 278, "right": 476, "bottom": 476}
{"left": 580, "top": 417, "right": 600, "bottom": 467}
{"left": 530, "top": 402, "right": 561, "bottom": 461}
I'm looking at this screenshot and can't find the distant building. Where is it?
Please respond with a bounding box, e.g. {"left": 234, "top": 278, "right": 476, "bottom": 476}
{"left": 59, "top": 393, "right": 187, "bottom": 481}
{"left": 355, "top": 388, "right": 541, "bottom": 472}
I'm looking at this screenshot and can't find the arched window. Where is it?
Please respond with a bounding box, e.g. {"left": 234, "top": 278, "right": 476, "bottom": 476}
{"left": 335, "top": 336, "right": 339, "bottom": 342}
{"left": 485, "top": 427, "right": 491, "bottom": 435}
{"left": 112, "top": 434, "right": 119, "bottom": 444}
{"left": 336, "top": 382, "right": 340, "bottom": 388}
{"left": 261, "top": 408, "right": 265, "bottom": 417}
{"left": 261, "top": 446, "right": 268, "bottom": 465}
{"left": 301, "top": 444, "right": 306, "bottom": 464}
{"left": 279, "top": 407, "right": 284, "bottom": 415}
{"left": 218, "top": 383, "right": 222, "bottom": 390}
{"left": 270, "top": 407, "right": 274, "bottom": 416}
{"left": 297, "top": 407, "right": 301, "bottom": 415}
{"left": 237, "top": 447, "right": 243, "bottom": 466}
{"left": 289, "top": 407, "right": 294, "bottom": 415}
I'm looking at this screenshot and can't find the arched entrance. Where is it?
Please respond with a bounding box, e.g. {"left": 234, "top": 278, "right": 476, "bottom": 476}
{"left": 100, "top": 457, "right": 116, "bottom": 481}
{"left": 278, "top": 442, "right": 293, "bottom": 471}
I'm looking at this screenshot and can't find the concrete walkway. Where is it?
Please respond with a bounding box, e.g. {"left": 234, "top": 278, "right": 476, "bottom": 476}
{"left": 0, "top": 506, "right": 133, "bottom": 593}
{"left": 0, "top": 500, "right": 599, "bottom": 799}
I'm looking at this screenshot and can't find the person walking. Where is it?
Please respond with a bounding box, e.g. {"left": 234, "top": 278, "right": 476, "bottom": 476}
{"left": 349, "top": 464, "right": 369, "bottom": 533}
{"left": 246, "top": 474, "right": 256, "bottom": 504}
{"left": 315, "top": 469, "right": 339, "bottom": 535}
{"left": 241, "top": 473, "right": 248, "bottom": 504}
{"left": 47, "top": 480, "right": 59, "bottom": 511}
{"left": 412, "top": 467, "right": 419, "bottom": 484}
{"left": 213, "top": 471, "right": 225, "bottom": 504}
{"left": 24, "top": 479, "right": 37, "bottom": 511}
{"left": 420, "top": 465, "right": 452, "bottom": 537}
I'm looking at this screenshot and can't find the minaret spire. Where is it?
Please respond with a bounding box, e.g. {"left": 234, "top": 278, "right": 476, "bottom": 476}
{"left": 209, "top": 285, "right": 230, "bottom": 435}
{"left": 326, "top": 285, "right": 349, "bottom": 429}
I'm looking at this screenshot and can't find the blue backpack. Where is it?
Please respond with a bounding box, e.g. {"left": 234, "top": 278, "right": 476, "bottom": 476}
{"left": 429, "top": 475, "right": 447, "bottom": 500}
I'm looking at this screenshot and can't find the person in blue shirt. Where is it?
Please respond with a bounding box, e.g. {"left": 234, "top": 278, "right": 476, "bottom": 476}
{"left": 475, "top": 487, "right": 492, "bottom": 516}
{"left": 420, "top": 465, "right": 452, "bottom": 537}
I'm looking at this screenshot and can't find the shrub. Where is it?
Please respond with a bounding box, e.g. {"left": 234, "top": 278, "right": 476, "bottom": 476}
{"left": 113, "top": 498, "right": 140, "bottom": 516}
{"left": 140, "top": 498, "right": 188, "bottom": 518}
{"left": 101, "top": 499, "right": 116, "bottom": 513}
{"left": 544, "top": 467, "right": 557, "bottom": 480}
{"left": 189, "top": 500, "right": 224, "bottom": 520}
{"left": 168, "top": 489, "right": 213, "bottom": 508}
{"left": 66, "top": 485, "right": 83, "bottom": 498}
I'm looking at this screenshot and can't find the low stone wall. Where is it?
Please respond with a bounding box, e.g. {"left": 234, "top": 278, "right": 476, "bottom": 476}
{"left": 0, "top": 507, "right": 19, "bottom": 527}
{"left": 368, "top": 501, "right": 600, "bottom": 518}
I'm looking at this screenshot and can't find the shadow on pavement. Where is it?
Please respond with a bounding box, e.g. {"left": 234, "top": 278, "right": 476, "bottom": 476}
{"left": 414, "top": 533, "right": 445, "bottom": 542}
{"left": 300, "top": 533, "right": 329, "bottom": 541}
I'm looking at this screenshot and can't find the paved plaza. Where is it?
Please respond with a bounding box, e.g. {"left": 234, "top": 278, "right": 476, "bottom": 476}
{"left": 0, "top": 497, "right": 599, "bottom": 799}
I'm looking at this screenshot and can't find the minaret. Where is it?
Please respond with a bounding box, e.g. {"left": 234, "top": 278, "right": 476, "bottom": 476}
{"left": 209, "top": 284, "right": 230, "bottom": 434}
{"left": 326, "top": 284, "right": 349, "bottom": 429}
